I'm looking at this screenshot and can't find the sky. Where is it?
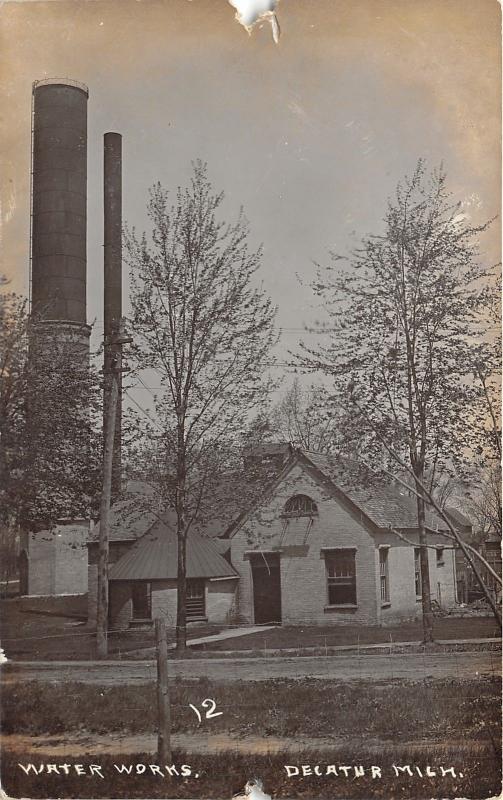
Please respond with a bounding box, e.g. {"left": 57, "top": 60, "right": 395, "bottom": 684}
{"left": 1, "top": 0, "right": 501, "bottom": 398}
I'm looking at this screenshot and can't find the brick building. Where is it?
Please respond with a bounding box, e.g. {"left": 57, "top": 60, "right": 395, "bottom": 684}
{"left": 19, "top": 521, "right": 89, "bottom": 596}
{"left": 87, "top": 496, "right": 157, "bottom": 625}
{"left": 224, "top": 450, "right": 458, "bottom": 626}
{"left": 86, "top": 449, "right": 462, "bottom": 629}
{"left": 87, "top": 505, "right": 237, "bottom": 629}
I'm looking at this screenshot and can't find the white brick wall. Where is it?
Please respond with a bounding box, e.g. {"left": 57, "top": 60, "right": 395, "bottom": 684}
{"left": 207, "top": 579, "right": 238, "bottom": 623}
{"left": 374, "top": 531, "right": 457, "bottom": 624}
{"left": 230, "top": 463, "right": 378, "bottom": 625}
{"left": 91, "top": 575, "right": 239, "bottom": 630}
{"left": 152, "top": 579, "right": 238, "bottom": 625}
{"left": 151, "top": 581, "right": 178, "bottom": 625}
{"left": 27, "top": 531, "right": 55, "bottom": 595}
{"left": 230, "top": 463, "right": 458, "bottom": 626}
{"left": 54, "top": 524, "right": 88, "bottom": 594}
{"left": 27, "top": 522, "right": 88, "bottom": 596}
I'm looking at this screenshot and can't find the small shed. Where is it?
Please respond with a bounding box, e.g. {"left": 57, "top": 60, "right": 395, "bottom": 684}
{"left": 108, "top": 516, "right": 238, "bottom": 629}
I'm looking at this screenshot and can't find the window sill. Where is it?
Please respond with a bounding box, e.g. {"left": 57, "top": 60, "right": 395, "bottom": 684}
{"left": 416, "top": 596, "right": 423, "bottom": 602}
{"left": 280, "top": 512, "right": 318, "bottom": 519}
{"left": 381, "top": 601, "right": 391, "bottom": 608}
{"left": 437, "top": 562, "right": 445, "bottom": 567}
{"left": 324, "top": 604, "right": 358, "bottom": 612}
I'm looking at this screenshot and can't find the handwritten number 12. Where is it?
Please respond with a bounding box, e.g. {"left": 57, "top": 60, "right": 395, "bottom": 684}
{"left": 189, "top": 698, "right": 223, "bottom": 723}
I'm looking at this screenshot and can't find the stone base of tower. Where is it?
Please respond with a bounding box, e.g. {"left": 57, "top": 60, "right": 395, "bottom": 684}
{"left": 29, "top": 319, "right": 92, "bottom": 361}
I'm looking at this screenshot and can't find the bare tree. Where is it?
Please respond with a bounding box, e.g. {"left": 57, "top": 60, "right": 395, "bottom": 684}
{"left": 466, "top": 276, "right": 501, "bottom": 540}
{"left": 299, "top": 161, "right": 498, "bottom": 642}
{"left": 126, "top": 162, "right": 277, "bottom": 650}
{"left": 270, "top": 379, "right": 341, "bottom": 453}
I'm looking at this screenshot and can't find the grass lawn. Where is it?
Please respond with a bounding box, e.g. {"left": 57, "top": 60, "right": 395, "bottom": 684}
{"left": 0, "top": 598, "right": 221, "bottom": 660}
{"left": 195, "top": 616, "right": 500, "bottom": 652}
{"left": 2, "top": 677, "right": 501, "bottom": 798}
{"left": 1, "top": 594, "right": 499, "bottom": 661}
{"left": 2, "top": 676, "right": 500, "bottom": 741}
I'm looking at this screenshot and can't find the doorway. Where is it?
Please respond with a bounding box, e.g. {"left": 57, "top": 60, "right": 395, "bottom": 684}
{"left": 250, "top": 552, "right": 282, "bottom": 624}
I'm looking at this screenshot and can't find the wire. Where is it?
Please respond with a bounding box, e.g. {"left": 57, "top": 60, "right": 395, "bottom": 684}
{"left": 136, "top": 374, "right": 157, "bottom": 398}
{"left": 123, "top": 390, "right": 164, "bottom": 431}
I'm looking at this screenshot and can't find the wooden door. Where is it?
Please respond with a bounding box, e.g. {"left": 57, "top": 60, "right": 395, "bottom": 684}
{"left": 251, "top": 553, "right": 281, "bottom": 624}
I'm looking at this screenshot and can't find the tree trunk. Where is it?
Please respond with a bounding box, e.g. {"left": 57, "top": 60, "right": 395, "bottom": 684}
{"left": 415, "top": 484, "right": 434, "bottom": 643}
{"left": 175, "top": 426, "right": 187, "bottom": 652}
{"left": 175, "top": 521, "right": 187, "bottom": 651}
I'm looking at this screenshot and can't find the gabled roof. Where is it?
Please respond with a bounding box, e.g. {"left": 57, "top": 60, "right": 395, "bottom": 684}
{"left": 109, "top": 515, "right": 238, "bottom": 581}
{"left": 304, "top": 452, "right": 452, "bottom": 532}
{"left": 224, "top": 448, "right": 469, "bottom": 539}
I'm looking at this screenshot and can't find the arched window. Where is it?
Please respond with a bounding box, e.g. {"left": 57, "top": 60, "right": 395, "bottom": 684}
{"left": 283, "top": 494, "right": 318, "bottom": 516}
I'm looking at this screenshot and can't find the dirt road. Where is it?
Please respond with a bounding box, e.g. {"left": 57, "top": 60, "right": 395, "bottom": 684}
{"left": 2, "top": 650, "right": 500, "bottom": 684}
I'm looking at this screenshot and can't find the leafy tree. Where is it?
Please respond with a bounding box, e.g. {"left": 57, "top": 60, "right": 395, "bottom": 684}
{"left": 0, "top": 291, "right": 102, "bottom": 536}
{"left": 299, "top": 161, "right": 498, "bottom": 641}
{"left": 126, "top": 162, "right": 277, "bottom": 650}
{"left": 0, "top": 293, "right": 28, "bottom": 527}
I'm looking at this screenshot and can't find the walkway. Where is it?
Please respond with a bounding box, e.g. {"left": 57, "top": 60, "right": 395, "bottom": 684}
{"left": 179, "top": 624, "right": 276, "bottom": 649}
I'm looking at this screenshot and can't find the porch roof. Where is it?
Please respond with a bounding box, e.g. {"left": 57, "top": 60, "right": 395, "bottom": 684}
{"left": 109, "top": 516, "right": 238, "bottom": 581}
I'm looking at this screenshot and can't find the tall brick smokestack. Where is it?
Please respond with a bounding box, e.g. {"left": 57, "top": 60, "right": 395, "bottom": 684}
{"left": 103, "top": 132, "right": 123, "bottom": 499}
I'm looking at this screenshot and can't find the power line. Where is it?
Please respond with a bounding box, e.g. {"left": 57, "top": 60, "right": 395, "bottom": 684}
{"left": 90, "top": 323, "right": 323, "bottom": 335}
{"left": 123, "top": 390, "right": 164, "bottom": 431}
{"left": 128, "top": 382, "right": 285, "bottom": 393}
{"left": 137, "top": 374, "right": 157, "bottom": 398}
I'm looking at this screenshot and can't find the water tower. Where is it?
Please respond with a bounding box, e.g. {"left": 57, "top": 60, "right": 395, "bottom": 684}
{"left": 30, "top": 78, "right": 91, "bottom": 351}
{"left": 21, "top": 79, "right": 92, "bottom": 596}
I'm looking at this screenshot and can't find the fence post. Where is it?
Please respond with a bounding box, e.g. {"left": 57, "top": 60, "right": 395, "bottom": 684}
{"left": 155, "top": 617, "right": 171, "bottom": 764}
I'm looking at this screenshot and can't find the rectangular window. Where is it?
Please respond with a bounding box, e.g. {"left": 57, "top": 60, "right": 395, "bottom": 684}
{"left": 132, "top": 582, "right": 152, "bottom": 619}
{"left": 186, "top": 579, "right": 206, "bottom": 619}
{"left": 485, "top": 542, "right": 501, "bottom": 571}
{"left": 484, "top": 542, "right": 501, "bottom": 590}
{"left": 325, "top": 549, "right": 357, "bottom": 605}
{"left": 436, "top": 547, "right": 445, "bottom": 566}
{"left": 414, "top": 548, "right": 422, "bottom": 597}
{"left": 379, "top": 548, "right": 389, "bottom": 603}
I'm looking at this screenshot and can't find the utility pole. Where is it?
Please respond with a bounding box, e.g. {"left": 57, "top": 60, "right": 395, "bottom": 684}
{"left": 155, "top": 617, "right": 171, "bottom": 763}
{"left": 96, "top": 321, "right": 132, "bottom": 658}
{"left": 103, "top": 132, "right": 123, "bottom": 500}
{"left": 97, "top": 131, "right": 126, "bottom": 658}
